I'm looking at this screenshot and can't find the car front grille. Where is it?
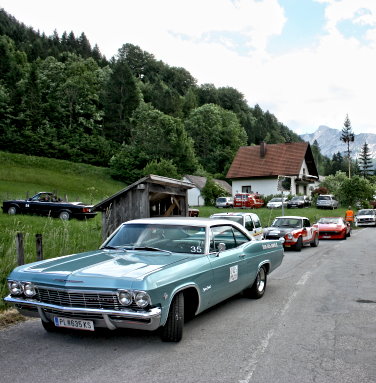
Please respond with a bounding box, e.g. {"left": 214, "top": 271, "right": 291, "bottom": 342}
{"left": 35, "top": 286, "right": 123, "bottom": 310}
{"left": 319, "top": 231, "right": 341, "bottom": 235}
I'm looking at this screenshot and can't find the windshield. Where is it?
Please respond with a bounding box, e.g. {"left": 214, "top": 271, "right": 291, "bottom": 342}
{"left": 291, "top": 196, "right": 303, "bottom": 201}
{"left": 270, "top": 198, "right": 282, "bottom": 202}
{"left": 104, "top": 223, "right": 206, "bottom": 254}
{"left": 216, "top": 197, "right": 227, "bottom": 202}
{"left": 358, "top": 209, "right": 374, "bottom": 215}
{"left": 318, "top": 196, "right": 330, "bottom": 200}
{"left": 271, "top": 218, "right": 302, "bottom": 228}
{"left": 318, "top": 217, "right": 341, "bottom": 224}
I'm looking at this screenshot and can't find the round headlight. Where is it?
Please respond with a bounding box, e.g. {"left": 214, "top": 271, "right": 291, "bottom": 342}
{"left": 286, "top": 233, "right": 292, "bottom": 239}
{"left": 23, "top": 282, "right": 36, "bottom": 297}
{"left": 134, "top": 291, "right": 151, "bottom": 308}
{"left": 118, "top": 290, "right": 132, "bottom": 306}
{"left": 8, "top": 281, "right": 22, "bottom": 295}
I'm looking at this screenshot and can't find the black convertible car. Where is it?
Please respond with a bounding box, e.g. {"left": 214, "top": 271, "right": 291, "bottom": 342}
{"left": 2, "top": 192, "right": 97, "bottom": 220}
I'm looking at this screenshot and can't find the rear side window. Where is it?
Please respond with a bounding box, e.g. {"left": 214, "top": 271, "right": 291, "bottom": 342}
{"left": 253, "top": 217, "right": 261, "bottom": 228}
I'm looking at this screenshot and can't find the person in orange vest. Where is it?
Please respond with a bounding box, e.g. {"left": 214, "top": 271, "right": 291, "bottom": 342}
{"left": 345, "top": 206, "right": 355, "bottom": 227}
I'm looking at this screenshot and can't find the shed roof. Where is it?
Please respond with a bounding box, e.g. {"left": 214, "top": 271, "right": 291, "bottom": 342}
{"left": 184, "top": 175, "right": 232, "bottom": 194}
{"left": 94, "top": 174, "right": 193, "bottom": 211}
{"left": 226, "top": 142, "right": 318, "bottom": 179}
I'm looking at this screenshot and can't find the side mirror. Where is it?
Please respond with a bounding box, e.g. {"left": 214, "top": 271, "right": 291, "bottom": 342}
{"left": 217, "top": 243, "right": 226, "bottom": 252}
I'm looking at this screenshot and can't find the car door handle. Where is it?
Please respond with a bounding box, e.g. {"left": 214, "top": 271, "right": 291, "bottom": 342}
{"left": 239, "top": 254, "right": 246, "bottom": 258}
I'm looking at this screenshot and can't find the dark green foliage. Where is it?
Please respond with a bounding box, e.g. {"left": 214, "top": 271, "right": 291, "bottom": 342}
{"left": 0, "top": 9, "right": 307, "bottom": 185}
{"left": 336, "top": 176, "right": 375, "bottom": 207}
{"left": 102, "top": 56, "right": 142, "bottom": 143}
{"left": 142, "top": 159, "right": 181, "bottom": 180}
{"left": 185, "top": 104, "right": 247, "bottom": 175}
{"left": 358, "top": 142, "right": 373, "bottom": 178}
{"left": 201, "top": 177, "right": 229, "bottom": 206}
{"left": 110, "top": 103, "right": 198, "bottom": 183}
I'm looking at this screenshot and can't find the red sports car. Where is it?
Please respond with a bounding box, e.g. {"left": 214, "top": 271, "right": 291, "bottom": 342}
{"left": 316, "top": 217, "right": 351, "bottom": 240}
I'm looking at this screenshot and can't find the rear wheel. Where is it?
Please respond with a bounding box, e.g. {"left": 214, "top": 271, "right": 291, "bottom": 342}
{"left": 161, "top": 292, "right": 184, "bottom": 342}
{"left": 310, "top": 234, "right": 319, "bottom": 247}
{"left": 243, "top": 266, "right": 267, "bottom": 299}
{"left": 294, "top": 236, "right": 303, "bottom": 252}
{"left": 7, "top": 206, "right": 18, "bottom": 215}
{"left": 59, "top": 211, "right": 70, "bottom": 220}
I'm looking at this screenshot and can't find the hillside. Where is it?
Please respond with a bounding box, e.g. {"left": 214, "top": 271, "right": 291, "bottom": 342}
{"left": 0, "top": 8, "right": 302, "bottom": 184}
{"left": 0, "top": 151, "right": 125, "bottom": 203}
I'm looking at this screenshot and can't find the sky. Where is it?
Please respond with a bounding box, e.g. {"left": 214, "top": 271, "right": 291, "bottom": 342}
{"left": 1, "top": 0, "right": 376, "bottom": 135}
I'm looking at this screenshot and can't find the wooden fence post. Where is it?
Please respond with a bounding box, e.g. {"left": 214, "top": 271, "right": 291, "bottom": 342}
{"left": 36, "top": 234, "right": 43, "bottom": 261}
{"left": 16, "top": 233, "right": 24, "bottom": 266}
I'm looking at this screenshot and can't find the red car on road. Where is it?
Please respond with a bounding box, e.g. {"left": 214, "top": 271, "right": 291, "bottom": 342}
{"left": 316, "top": 217, "right": 351, "bottom": 240}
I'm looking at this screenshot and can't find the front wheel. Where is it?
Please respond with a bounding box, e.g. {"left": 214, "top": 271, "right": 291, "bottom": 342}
{"left": 294, "top": 236, "right": 303, "bottom": 252}
{"left": 243, "top": 266, "right": 267, "bottom": 299}
{"left": 161, "top": 292, "right": 184, "bottom": 342}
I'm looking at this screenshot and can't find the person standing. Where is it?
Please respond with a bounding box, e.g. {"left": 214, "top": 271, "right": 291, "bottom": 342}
{"left": 345, "top": 206, "right": 355, "bottom": 227}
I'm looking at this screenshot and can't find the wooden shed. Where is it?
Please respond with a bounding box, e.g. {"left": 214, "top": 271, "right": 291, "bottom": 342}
{"left": 93, "top": 174, "right": 194, "bottom": 239}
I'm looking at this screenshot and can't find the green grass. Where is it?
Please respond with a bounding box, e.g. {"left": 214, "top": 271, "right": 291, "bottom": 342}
{"left": 0, "top": 151, "right": 125, "bottom": 310}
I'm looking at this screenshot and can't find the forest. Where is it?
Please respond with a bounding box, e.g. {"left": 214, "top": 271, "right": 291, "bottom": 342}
{"left": 1, "top": 8, "right": 362, "bottom": 185}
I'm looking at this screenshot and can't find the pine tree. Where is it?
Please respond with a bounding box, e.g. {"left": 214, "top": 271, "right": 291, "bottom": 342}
{"left": 358, "top": 142, "right": 373, "bottom": 178}
{"left": 340, "top": 114, "right": 355, "bottom": 178}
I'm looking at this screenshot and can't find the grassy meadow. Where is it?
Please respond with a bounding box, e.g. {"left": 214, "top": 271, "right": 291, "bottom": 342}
{"left": 0, "top": 151, "right": 125, "bottom": 310}
{"left": 0, "top": 151, "right": 350, "bottom": 311}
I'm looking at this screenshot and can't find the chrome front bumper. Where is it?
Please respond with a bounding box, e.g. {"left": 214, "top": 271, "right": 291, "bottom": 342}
{"left": 4, "top": 295, "right": 162, "bottom": 331}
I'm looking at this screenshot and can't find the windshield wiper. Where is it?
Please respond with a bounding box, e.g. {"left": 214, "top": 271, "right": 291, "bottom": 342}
{"left": 102, "top": 245, "right": 130, "bottom": 250}
{"left": 132, "top": 246, "right": 172, "bottom": 254}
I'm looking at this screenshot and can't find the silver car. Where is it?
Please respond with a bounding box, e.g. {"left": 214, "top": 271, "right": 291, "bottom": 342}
{"left": 316, "top": 195, "right": 339, "bottom": 210}
{"left": 215, "top": 196, "right": 234, "bottom": 208}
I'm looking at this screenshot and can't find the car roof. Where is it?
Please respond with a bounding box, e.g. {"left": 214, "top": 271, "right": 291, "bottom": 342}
{"left": 124, "top": 217, "right": 251, "bottom": 231}
{"left": 210, "top": 212, "right": 257, "bottom": 217}
{"left": 275, "top": 216, "right": 308, "bottom": 220}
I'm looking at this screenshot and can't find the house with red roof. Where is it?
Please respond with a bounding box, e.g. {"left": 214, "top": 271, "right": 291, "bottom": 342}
{"left": 226, "top": 142, "right": 319, "bottom": 197}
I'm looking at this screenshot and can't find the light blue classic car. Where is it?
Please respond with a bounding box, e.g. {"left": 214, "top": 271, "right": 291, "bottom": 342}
{"left": 4, "top": 217, "right": 284, "bottom": 342}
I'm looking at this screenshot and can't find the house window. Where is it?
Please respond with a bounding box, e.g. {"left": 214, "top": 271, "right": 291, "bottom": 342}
{"left": 242, "top": 185, "right": 252, "bottom": 193}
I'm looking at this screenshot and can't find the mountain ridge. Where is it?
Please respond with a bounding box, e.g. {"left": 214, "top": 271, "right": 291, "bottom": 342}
{"left": 300, "top": 126, "right": 376, "bottom": 161}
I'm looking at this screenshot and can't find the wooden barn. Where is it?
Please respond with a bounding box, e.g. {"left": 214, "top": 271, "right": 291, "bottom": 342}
{"left": 93, "top": 174, "right": 194, "bottom": 239}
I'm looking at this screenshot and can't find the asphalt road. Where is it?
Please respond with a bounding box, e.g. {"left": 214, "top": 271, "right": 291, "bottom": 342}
{"left": 1, "top": 227, "right": 375, "bottom": 383}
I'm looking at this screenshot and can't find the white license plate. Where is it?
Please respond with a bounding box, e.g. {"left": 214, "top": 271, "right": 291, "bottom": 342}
{"left": 54, "top": 316, "right": 94, "bottom": 331}
{"left": 323, "top": 235, "right": 331, "bottom": 238}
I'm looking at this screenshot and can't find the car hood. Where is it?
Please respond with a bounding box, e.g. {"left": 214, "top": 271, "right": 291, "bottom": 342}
{"left": 264, "top": 226, "right": 294, "bottom": 236}
{"left": 318, "top": 223, "right": 344, "bottom": 230}
{"left": 9, "top": 249, "right": 191, "bottom": 289}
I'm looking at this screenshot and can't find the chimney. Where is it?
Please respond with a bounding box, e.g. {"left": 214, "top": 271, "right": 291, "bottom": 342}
{"left": 260, "top": 142, "right": 267, "bottom": 158}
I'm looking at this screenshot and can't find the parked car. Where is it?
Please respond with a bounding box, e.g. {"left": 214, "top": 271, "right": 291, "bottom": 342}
{"left": 4, "top": 217, "right": 285, "bottom": 342}
{"left": 316, "top": 194, "right": 339, "bottom": 210}
{"left": 263, "top": 215, "right": 319, "bottom": 251}
{"left": 215, "top": 196, "right": 234, "bottom": 208}
{"left": 210, "top": 212, "right": 263, "bottom": 240}
{"left": 233, "top": 193, "right": 264, "bottom": 208}
{"left": 355, "top": 209, "right": 376, "bottom": 227}
{"left": 266, "top": 197, "right": 288, "bottom": 209}
{"left": 1, "top": 192, "right": 96, "bottom": 220}
{"left": 316, "top": 217, "right": 351, "bottom": 240}
{"left": 286, "top": 195, "right": 311, "bottom": 208}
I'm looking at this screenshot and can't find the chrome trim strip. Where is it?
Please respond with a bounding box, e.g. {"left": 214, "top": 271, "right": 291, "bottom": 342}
{"left": 4, "top": 295, "right": 161, "bottom": 321}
